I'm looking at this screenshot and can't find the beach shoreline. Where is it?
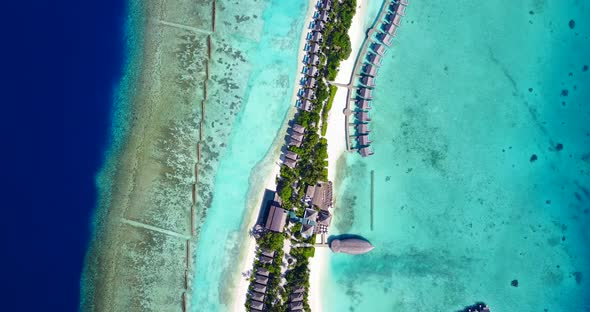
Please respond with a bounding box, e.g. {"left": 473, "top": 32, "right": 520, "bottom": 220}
{"left": 308, "top": 1, "right": 369, "bottom": 311}
{"left": 231, "top": 1, "right": 318, "bottom": 310}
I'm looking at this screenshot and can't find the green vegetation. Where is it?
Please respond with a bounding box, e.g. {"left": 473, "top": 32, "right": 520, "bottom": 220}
{"left": 322, "top": 0, "right": 357, "bottom": 80}
{"left": 321, "top": 85, "right": 337, "bottom": 136}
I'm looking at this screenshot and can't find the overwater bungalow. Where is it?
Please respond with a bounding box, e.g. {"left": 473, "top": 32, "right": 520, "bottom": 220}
{"left": 357, "top": 134, "right": 371, "bottom": 146}
{"left": 360, "top": 76, "right": 376, "bottom": 88}
{"left": 362, "top": 64, "right": 378, "bottom": 76}
{"left": 284, "top": 158, "right": 296, "bottom": 169}
{"left": 255, "top": 275, "right": 269, "bottom": 285}
{"left": 313, "top": 21, "right": 325, "bottom": 32}
{"left": 290, "top": 293, "right": 304, "bottom": 302}
{"left": 392, "top": 14, "right": 402, "bottom": 26}
{"left": 367, "top": 53, "right": 382, "bottom": 66}
{"left": 371, "top": 42, "right": 386, "bottom": 55}
{"left": 382, "top": 22, "right": 398, "bottom": 36}
{"left": 256, "top": 268, "right": 270, "bottom": 277}
{"left": 250, "top": 300, "right": 264, "bottom": 311}
{"left": 289, "top": 137, "right": 302, "bottom": 147}
{"left": 379, "top": 32, "right": 394, "bottom": 46}
{"left": 259, "top": 255, "right": 273, "bottom": 264}
{"left": 251, "top": 292, "right": 265, "bottom": 302}
{"left": 305, "top": 54, "right": 320, "bottom": 65}
{"left": 307, "top": 42, "right": 321, "bottom": 54}
{"left": 357, "top": 87, "right": 373, "bottom": 99}
{"left": 359, "top": 146, "right": 374, "bottom": 157}
{"left": 296, "top": 99, "right": 312, "bottom": 112}
{"left": 356, "top": 111, "right": 371, "bottom": 122}
{"left": 356, "top": 123, "right": 370, "bottom": 134}
{"left": 356, "top": 99, "right": 371, "bottom": 110}
{"left": 310, "top": 31, "right": 323, "bottom": 42}
{"left": 385, "top": 13, "right": 394, "bottom": 23}
{"left": 300, "top": 88, "right": 316, "bottom": 100}
{"left": 400, "top": 0, "right": 409, "bottom": 6}
{"left": 396, "top": 4, "right": 407, "bottom": 16}
{"left": 292, "top": 124, "right": 305, "bottom": 134}
{"left": 265, "top": 205, "right": 288, "bottom": 232}
{"left": 304, "top": 77, "right": 317, "bottom": 88}
{"left": 289, "top": 301, "right": 304, "bottom": 311}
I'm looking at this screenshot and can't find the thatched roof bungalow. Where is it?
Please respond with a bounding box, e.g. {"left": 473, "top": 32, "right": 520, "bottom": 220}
{"left": 304, "top": 65, "right": 318, "bottom": 77}
{"left": 306, "top": 54, "right": 320, "bottom": 65}
{"left": 292, "top": 124, "right": 305, "bottom": 134}
{"left": 307, "top": 42, "right": 321, "bottom": 54}
{"left": 297, "top": 99, "right": 312, "bottom": 112}
{"left": 259, "top": 255, "right": 273, "bottom": 264}
{"left": 356, "top": 123, "right": 370, "bottom": 134}
{"left": 290, "top": 293, "right": 304, "bottom": 302}
{"left": 250, "top": 300, "right": 264, "bottom": 311}
{"left": 379, "top": 32, "right": 393, "bottom": 46}
{"left": 382, "top": 22, "right": 398, "bottom": 36}
{"left": 285, "top": 151, "right": 298, "bottom": 161}
{"left": 265, "top": 205, "right": 288, "bottom": 233}
{"left": 310, "top": 31, "right": 323, "bottom": 42}
{"left": 367, "top": 53, "right": 382, "bottom": 66}
{"left": 392, "top": 14, "right": 402, "bottom": 26}
{"left": 255, "top": 275, "right": 269, "bottom": 285}
{"left": 301, "top": 88, "right": 315, "bottom": 99}
{"left": 363, "top": 64, "right": 377, "bottom": 76}
{"left": 256, "top": 268, "right": 270, "bottom": 277}
{"left": 251, "top": 292, "right": 265, "bottom": 302}
{"left": 252, "top": 283, "right": 267, "bottom": 293}
{"left": 304, "top": 77, "right": 317, "bottom": 88}
{"left": 289, "top": 301, "right": 304, "bottom": 311}
{"left": 371, "top": 42, "right": 386, "bottom": 55}
{"left": 284, "top": 158, "right": 296, "bottom": 169}
{"left": 359, "top": 147, "right": 374, "bottom": 157}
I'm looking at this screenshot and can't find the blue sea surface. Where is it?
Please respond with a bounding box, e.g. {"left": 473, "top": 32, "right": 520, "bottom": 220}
{"left": 2, "top": 0, "right": 127, "bottom": 310}
{"left": 325, "top": 0, "right": 590, "bottom": 311}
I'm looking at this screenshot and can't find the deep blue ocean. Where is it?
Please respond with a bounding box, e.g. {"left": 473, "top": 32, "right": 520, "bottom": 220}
{"left": 1, "top": 0, "right": 126, "bottom": 310}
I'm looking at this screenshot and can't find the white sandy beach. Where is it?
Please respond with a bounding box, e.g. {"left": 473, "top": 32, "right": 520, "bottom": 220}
{"left": 308, "top": 1, "right": 369, "bottom": 312}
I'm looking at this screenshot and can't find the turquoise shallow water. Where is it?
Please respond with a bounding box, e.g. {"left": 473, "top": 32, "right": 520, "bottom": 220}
{"left": 326, "top": 0, "right": 590, "bottom": 311}
{"left": 191, "top": 0, "right": 308, "bottom": 310}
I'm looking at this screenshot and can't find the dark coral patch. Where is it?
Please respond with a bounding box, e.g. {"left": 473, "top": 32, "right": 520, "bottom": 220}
{"left": 530, "top": 154, "right": 538, "bottom": 162}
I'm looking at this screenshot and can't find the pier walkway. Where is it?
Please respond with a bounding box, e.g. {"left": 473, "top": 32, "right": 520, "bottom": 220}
{"left": 329, "top": 0, "right": 408, "bottom": 155}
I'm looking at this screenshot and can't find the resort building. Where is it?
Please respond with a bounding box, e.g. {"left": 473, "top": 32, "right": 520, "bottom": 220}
{"left": 256, "top": 268, "right": 270, "bottom": 277}
{"left": 251, "top": 292, "right": 265, "bottom": 302}
{"left": 292, "top": 124, "right": 305, "bottom": 134}
{"left": 292, "top": 286, "right": 305, "bottom": 293}
{"left": 313, "top": 21, "right": 325, "bottom": 32}
{"left": 356, "top": 99, "right": 371, "bottom": 111}
{"left": 305, "top": 54, "right": 320, "bottom": 65}
{"left": 265, "top": 205, "right": 288, "bottom": 232}
{"left": 360, "top": 76, "right": 376, "bottom": 88}
{"left": 296, "top": 99, "right": 312, "bottom": 112}
{"left": 315, "top": 210, "right": 332, "bottom": 234}
{"left": 356, "top": 123, "right": 370, "bottom": 134}
{"left": 250, "top": 300, "right": 264, "bottom": 311}
{"left": 399, "top": 0, "right": 409, "bottom": 7}
{"left": 357, "top": 134, "right": 371, "bottom": 146}
{"left": 357, "top": 87, "right": 373, "bottom": 99}
{"left": 317, "top": 11, "right": 329, "bottom": 23}
{"left": 382, "top": 22, "right": 398, "bottom": 36}
{"left": 305, "top": 181, "right": 333, "bottom": 211}
{"left": 356, "top": 111, "right": 371, "bottom": 122}
{"left": 289, "top": 137, "right": 302, "bottom": 147}
{"left": 304, "top": 77, "right": 317, "bottom": 88}
{"left": 385, "top": 13, "right": 394, "bottom": 23}
{"left": 289, "top": 301, "right": 304, "bottom": 311}
{"left": 307, "top": 42, "right": 321, "bottom": 54}
{"left": 359, "top": 147, "right": 374, "bottom": 157}
{"left": 367, "top": 53, "right": 382, "bottom": 66}
{"left": 362, "top": 64, "right": 378, "bottom": 76}
{"left": 290, "top": 293, "right": 304, "bottom": 302}
{"left": 252, "top": 283, "right": 267, "bottom": 294}
{"left": 309, "top": 31, "right": 323, "bottom": 42}
{"left": 304, "top": 65, "right": 319, "bottom": 77}
{"left": 259, "top": 255, "right": 273, "bottom": 264}
{"left": 285, "top": 151, "right": 298, "bottom": 161}
{"left": 291, "top": 132, "right": 304, "bottom": 143}
{"left": 319, "top": 0, "right": 331, "bottom": 11}
{"left": 371, "top": 42, "right": 386, "bottom": 55}
{"left": 300, "top": 208, "right": 318, "bottom": 239}
{"left": 300, "top": 88, "right": 316, "bottom": 100}
{"left": 255, "top": 275, "right": 269, "bottom": 285}
{"left": 396, "top": 4, "right": 407, "bottom": 16}
{"left": 284, "top": 158, "right": 296, "bottom": 169}
{"left": 392, "top": 14, "right": 402, "bottom": 26}
{"left": 261, "top": 249, "right": 275, "bottom": 258}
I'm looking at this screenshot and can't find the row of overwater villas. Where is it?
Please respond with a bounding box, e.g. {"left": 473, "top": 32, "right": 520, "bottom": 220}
{"left": 295, "top": 0, "right": 332, "bottom": 113}
{"left": 352, "top": 0, "right": 409, "bottom": 157}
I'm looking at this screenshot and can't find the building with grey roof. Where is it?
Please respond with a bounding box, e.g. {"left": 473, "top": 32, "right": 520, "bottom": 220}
{"left": 265, "top": 205, "right": 288, "bottom": 233}
{"left": 360, "top": 76, "right": 376, "bottom": 88}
